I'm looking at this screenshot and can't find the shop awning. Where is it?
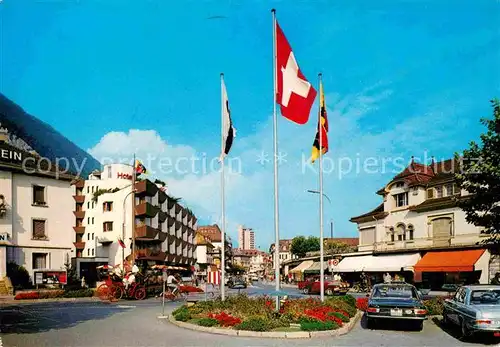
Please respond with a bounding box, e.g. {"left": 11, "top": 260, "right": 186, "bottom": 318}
{"left": 334, "top": 253, "right": 421, "bottom": 272}
{"left": 414, "top": 249, "right": 485, "bottom": 272}
{"left": 289, "top": 260, "right": 314, "bottom": 274}
{"left": 304, "top": 261, "right": 328, "bottom": 274}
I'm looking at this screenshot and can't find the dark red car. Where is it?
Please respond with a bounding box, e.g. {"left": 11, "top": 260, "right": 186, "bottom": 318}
{"left": 302, "top": 276, "right": 350, "bottom": 296}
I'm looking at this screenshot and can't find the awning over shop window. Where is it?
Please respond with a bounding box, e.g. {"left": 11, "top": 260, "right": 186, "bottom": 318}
{"left": 414, "top": 249, "right": 485, "bottom": 273}
{"left": 289, "top": 260, "right": 314, "bottom": 274}
{"left": 334, "top": 253, "right": 421, "bottom": 272}
{"left": 303, "top": 261, "right": 328, "bottom": 274}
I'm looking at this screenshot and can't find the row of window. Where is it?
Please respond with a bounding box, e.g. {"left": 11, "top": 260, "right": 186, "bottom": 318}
{"left": 392, "top": 183, "right": 460, "bottom": 208}
{"left": 86, "top": 186, "right": 100, "bottom": 194}
{"left": 427, "top": 183, "right": 459, "bottom": 199}
{"left": 388, "top": 224, "right": 414, "bottom": 242}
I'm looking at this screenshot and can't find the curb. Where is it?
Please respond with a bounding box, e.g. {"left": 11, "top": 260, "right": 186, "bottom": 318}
{"left": 166, "top": 310, "right": 362, "bottom": 339}
{"left": 0, "top": 297, "right": 101, "bottom": 306}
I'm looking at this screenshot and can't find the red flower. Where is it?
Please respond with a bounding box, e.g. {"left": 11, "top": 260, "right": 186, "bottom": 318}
{"left": 356, "top": 298, "right": 369, "bottom": 311}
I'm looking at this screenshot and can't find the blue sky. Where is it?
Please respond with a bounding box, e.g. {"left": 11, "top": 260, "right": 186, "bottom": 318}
{"left": 1, "top": 0, "right": 499, "bottom": 249}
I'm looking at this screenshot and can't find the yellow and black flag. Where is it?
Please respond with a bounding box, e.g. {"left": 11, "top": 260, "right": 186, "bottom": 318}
{"left": 311, "top": 81, "right": 329, "bottom": 163}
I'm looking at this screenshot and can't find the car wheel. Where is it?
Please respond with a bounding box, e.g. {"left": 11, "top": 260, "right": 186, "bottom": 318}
{"left": 415, "top": 321, "right": 423, "bottom": 331}
{"left": 460, "top": 318, "right": 472, "bottom": 340}
{"left": 366, "top": 317, "right": 374, "bottom": 329}
{"left": 303, "top": 287, "right": 310, "bottom": 295}
{"left": 325, "top": 288, "right": 333, "bottom": 296}
{"left": 442, "top": 309, "right": 450, "bottom": 326}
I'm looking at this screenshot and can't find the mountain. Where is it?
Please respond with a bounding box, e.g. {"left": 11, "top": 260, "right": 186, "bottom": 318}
{"left": 0, "top": 93, "right": 101, "bottom": 177}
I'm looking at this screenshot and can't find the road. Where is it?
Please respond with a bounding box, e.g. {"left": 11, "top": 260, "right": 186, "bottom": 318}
{"left": 0, "top": 283, "right": 497, "bottom": 347}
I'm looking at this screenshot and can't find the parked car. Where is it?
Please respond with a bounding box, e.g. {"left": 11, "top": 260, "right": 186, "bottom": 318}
{"left": 443, "top": 285, "right": 500, "bottom": 340}
{"left": 366, "top": 283, "right": 427, "bottom": 330}
{"left": 298, "top": 276, "right": 318, "bottom": 290}
{"left": 303, "top": 276, "right": 350, "bottom": 296}
{"left": 227, "top": 276, "right": 247, "bottom": 289}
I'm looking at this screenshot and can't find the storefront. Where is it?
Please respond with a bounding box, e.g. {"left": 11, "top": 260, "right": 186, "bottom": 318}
{"left": 331, "top": 253, "right": 421, "bottom": 285}
{"left": 288, "top": 260, "right": 314, "bottom": 281}
{"left": 414, "top": 249, "right": 489, "bottom": 289}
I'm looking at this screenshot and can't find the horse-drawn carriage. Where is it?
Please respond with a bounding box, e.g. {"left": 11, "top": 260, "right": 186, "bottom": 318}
{"left": 95, "top": 264, "right": 203, "bottom": 301}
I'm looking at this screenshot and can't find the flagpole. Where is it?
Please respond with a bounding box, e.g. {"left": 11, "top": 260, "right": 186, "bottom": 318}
{"left": 220, "top": 73, "right": 226, "bottom": 301}
{"left": 132, "top": 153, "right": 136, "bottom": 268}
{"left": 318, "top": 73, "right": 325, "bottom": 302}
{"left": 271, "top": 8, "right": 280, "bottom": 311}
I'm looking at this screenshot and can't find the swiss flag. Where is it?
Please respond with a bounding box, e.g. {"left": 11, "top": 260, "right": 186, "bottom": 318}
{"left": 276, "top": 21, "right": 317, "bottom": 125}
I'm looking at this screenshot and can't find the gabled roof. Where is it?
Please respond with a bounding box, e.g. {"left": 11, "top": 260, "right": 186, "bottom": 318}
{"left": 350, "top": 203, "right": 388, "bottom": 223}
{"left": 197, "top": 224, "right": 222, "bottom": 242}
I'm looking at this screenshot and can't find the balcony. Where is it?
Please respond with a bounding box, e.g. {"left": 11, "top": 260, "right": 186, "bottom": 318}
{"left": 73, "top": 179, "right": 85, "bottom": 188}
{"left": 73, "top": 226, "right": 85, "bottom": 234}
{"left": 373, "top": 233, "right": 488, "bottom": 253}
{"left": 135, "top": 180, "right": 158, "bottom": 196}
{"left": 174, "top": 220, "right": 182, "bottom": 230}
{"left": 135, "top": 224, "right": 159, "bottom": 239}
{"left": 73, "top": 241, "right": 85, "bottom": 249}
{"left": 158, "top": 190, "right": 167, "bottom": 204}
{"left": 158, "top": 210, "right": 167, "bottom": 223}
{"left": 73, "top": 195, "right": 85, "bottom": 203}
{"left": 73, "top": 211, "right": 85, "bottom": 219}
{"left": 135, "top": 201, "right": 159, "bottom": 218}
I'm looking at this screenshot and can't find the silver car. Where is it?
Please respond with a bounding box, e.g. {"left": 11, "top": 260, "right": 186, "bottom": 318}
{"left": 443, "top": 285, "right": 500, "bottom": 339}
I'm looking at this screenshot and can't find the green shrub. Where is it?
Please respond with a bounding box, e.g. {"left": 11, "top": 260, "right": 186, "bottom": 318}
{"left": 337, "top": 295, "right": 356, "bottom": 308}
{"left": 235, "top": 317, "right": 271, "bottom": 331}
{"left": 424, "top": 297, "right": 444, "bottom": 315}
{"left": 329, "top": 312, "right": 349, "bottom": 323}
{"left": 62, "top": 289, "right": 94, "bottom": 298}
{"left": 7, "top": 262, "right": 31, "bottom": 290}
{"left": 174, "top": 311, "right": 192, "bottom": 322}
{"left": 38, "top": 290, "right": 65, "bottom": 299}
{"left": 325, "top": 298, "right": 357, "bottom": 317}
{"left": 300, "top": 320, "right": 338, "bottom": 331}
{"left": 195, "top": 318, "right": 218, "bottom": 327}
{"left": 172, "top": 305, "right": 189, "bottom": 316}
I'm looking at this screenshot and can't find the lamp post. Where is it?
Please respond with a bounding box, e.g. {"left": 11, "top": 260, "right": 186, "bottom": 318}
{"left": 122, "top": 188, "right": 136, "bottom": 271}
{"left": 306, "top": 189, "right": 332, "bottom": 302}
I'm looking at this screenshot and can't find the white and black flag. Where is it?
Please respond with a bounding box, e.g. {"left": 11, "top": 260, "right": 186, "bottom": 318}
{"left": 220, "top": 78, "right": 235, "bottom": 161}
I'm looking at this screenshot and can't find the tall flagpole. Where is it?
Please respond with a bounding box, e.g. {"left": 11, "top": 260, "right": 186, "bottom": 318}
{"left": 220, "top": 73, "right": 226, "bottom": 301}
{"left": 318, "top": 73, "right": 325, "bottom": 302}
{"left": 271, "top": 8, "right": 280, "bottom": 311}
{"left": 132, "top": 153, "right": 136, "bottom": 267}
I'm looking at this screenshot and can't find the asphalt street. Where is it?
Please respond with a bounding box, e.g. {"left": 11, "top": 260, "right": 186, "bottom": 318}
{"left": 0, "top": 283, "right": 498, "bottom": 347}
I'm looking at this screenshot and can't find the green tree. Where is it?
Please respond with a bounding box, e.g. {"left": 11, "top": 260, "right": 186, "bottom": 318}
{"left": 325, "top": 240, "right": 357, "bottom": 255}
{"left": 455, "top": 99, "right": 500, "bottom": 244}
{"left": 290, "top": 236, "right": 320, "bottom": 258}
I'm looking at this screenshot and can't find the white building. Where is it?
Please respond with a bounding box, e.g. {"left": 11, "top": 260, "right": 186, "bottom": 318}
{"left": 270, "top": 239, "right": 298, "bottom": 265}
{"left": 0, "top": 141, "right": 74, "bottom": 283}
{"left": 238, "top": 225, "right": 255, "bottom": 250}
{"left": 72, "top": 163, "right": 198, "bottom": 283}
{"left": 349, "top": 159, "right": 496, "bottom": 286}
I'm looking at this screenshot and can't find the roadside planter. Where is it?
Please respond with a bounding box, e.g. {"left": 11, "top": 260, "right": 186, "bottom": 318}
{"left": 168, "top": 294, "right": 361, "bottom": 338}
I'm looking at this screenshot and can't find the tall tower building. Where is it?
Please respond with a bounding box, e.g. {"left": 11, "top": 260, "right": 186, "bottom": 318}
{"left": 238, "top": 225, "right": 255, "bottom": 250}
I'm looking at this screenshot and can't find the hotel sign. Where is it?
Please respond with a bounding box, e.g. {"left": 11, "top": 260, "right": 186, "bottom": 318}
{"left": 117, "top": 172, "right": 133, "bottom": 180}
{"left": 0, "top": 145, "right": 23, "bottom": 163}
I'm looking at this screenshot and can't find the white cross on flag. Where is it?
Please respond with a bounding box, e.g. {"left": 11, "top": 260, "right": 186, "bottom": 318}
{"left": 276, "top": 21, "right": 317, "bottom": 125}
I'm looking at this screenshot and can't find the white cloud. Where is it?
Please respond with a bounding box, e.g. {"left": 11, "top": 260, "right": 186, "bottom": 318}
{"left": 87, "top": 82, "right": 471, "bottom": 249}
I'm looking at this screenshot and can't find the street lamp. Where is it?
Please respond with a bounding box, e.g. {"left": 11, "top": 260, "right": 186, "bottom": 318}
{"left": 122, "top": 188, "right": 136, "bottom": 270}
{"left": 306, "top": 190, "right": 334, "bottom": 238}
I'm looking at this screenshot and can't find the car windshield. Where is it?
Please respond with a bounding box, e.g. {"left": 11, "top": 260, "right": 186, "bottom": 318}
{"left": 470, "top": 290, "right": 500, "bottom": 305}
{"left": 372, "top": 285, "right": 418, "bottom": 299}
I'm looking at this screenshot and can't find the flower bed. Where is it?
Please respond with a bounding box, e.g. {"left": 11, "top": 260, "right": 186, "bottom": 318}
{"left": 355, "top": 297, "right": 368, "bottom": 311}
{"left": 14, "top": 289, "right": 95, "bottom": 300}
{"left": 172, "top": 294, "right": 357, "bottom": 332}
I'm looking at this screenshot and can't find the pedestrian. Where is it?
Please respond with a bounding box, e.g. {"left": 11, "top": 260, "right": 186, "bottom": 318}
{"left": 384, "top": 273, "right": 392, "bottom": 283}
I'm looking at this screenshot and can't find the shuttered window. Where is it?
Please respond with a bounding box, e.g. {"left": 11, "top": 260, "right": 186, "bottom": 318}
{"left": 33, "top": 185, "right": 46, "bottom": 205}
{"left": 32, "top": 253, "right": 47, "bottom": 269}
{"left": 103, "top": 222, "right": 113, "bottom": 232}
{"left": 32, "top": 219, "right": 46, "bottom": 239}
